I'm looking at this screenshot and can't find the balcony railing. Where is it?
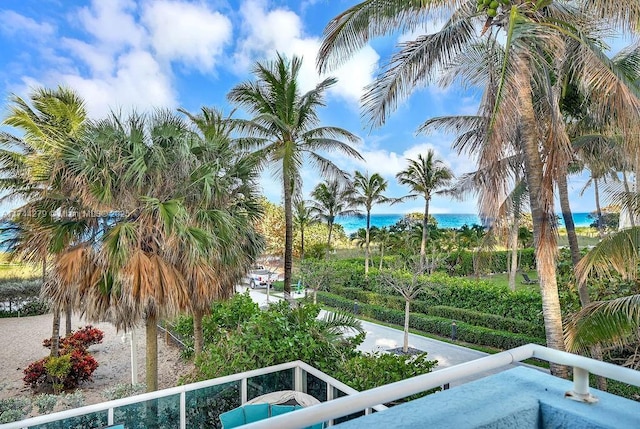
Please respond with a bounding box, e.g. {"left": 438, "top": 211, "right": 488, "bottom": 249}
{"left": 241, "top": 343, "right": 640, "bottom": 429}
{"left": 2, "top": 361, "right": 386, "bottom": 429}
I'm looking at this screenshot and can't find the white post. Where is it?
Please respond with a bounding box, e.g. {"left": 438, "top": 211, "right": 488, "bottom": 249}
{"left": 130, "top": 329, "right": 138, "bottom": 385}
{"left": 566, "top": 367, "right": 598, "bottom": 403}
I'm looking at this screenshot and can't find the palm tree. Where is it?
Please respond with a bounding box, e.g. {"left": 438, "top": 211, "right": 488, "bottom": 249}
{"left": 396, "top": 151, "right": 453, "bottom": 272}
{"left": 228, "top": 53, "right": 362, "bottom": 297}
{"left": 0, "top": 86, "right": 89, "bottom": 356}
{"left": 293, "top": 199, "right": 317, "bottom": 260}
{"left": 179, "top": 107, "right": 265, "bottom": 357}
{"left": 318, "top": 0, "right": 640, "bottom": 377}
{"left": 309, "top": 178, "right": 358, "bottom": 258}
{"left": 350, "top": 171, "right": 393, "bottom": 274}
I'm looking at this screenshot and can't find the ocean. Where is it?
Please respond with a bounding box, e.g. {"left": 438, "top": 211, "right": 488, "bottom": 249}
{"left": 336, "top": 213, "right": 594, "bottom": 235}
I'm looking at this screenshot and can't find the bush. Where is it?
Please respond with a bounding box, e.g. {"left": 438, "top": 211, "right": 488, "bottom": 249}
{"left": 317, "top": 292, "right": 545, "bottom": 350}
{"left": 24, "top": 326, "right": 102, "bottom": 392}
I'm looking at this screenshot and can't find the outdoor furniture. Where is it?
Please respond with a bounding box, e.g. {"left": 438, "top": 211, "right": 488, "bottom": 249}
{"left": 521, "top": 273, "right": 538, "bottom": 285}
{"left": 219, "top": 390, "right": 323, "bottom": 429}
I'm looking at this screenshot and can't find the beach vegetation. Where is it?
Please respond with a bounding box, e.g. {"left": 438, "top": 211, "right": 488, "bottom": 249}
{"left": 228, "top": 53, "right": 363, "bottom": 298}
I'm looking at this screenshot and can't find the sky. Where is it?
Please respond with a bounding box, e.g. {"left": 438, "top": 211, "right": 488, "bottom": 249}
{"left": 0, "top": 0, "right": 622, "bottom": 217}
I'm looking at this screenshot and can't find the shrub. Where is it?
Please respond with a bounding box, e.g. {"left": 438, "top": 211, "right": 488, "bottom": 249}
{"left": 0, "top": 398, "right": 32, "bottom": 424}
{"left": 317, "top": 292, "right": 545, "bottom": 350}
{"left": 24, "top": 326, "right": 102, "bottom": 392}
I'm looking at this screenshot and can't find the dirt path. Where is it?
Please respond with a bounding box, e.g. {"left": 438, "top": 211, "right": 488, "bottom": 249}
{"left": 0, "top": 312, "right": 194, "bottom": 417}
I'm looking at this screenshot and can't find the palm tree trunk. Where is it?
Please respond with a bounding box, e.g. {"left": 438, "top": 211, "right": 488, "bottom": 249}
{"left": 622, "top": 171, "right": 635, "bottom": 228}
{"left": 50, "top": 308, "right": 61, "bottom": 358}
{"left": 558, "top": 171, "right": 582, "bottom": 268}
{"left": 301, "top": 227, "right": 305, "bottom": 260}
{"left": 508, "top": 213, "right": 519, "bottom": 292}
{"left": 283, "top": 179, "right": 294, "bottom": 298}
{"left": 420, "top": 200, "right": 430, "bottom": 272}
{"left": 365, "top": 210, "right": 371, "bottom": 275}
{"left": 193, "top": 310, "right": 204, "bottom": 358}
{"left": 326, "top": 222, "right": 334, "bottom": 259}
{"left": 379, "top": 244, "right": 385, "bottom": 270}
{"left": 517, "top": 56, "right": 567, "bottom": 378}
{"left": 403, "top": 299, "right": 410, "bottom": 353}
{"left": 146, "top": 315, "right": 158, "bottom": 392}
{"left": 65, "top": 304, "right": 72, "bottom": 336}
{"left": 594, "top": 178, "right": 605, "bottom": 238}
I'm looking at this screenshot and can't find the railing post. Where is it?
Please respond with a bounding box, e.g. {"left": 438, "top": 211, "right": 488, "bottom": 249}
{"left": 241, "top": 378, "right": 248, "bottom": 404}
{"left": 180, "top": 391, "right": 186, "bottom": 429}
{"left": 295, "top": 366, "right": 304, "bottom": 392}
{"left": 108, "top": 408, "right": 114, "bottom": 425}
{"left": 326, "top": 383, "right": 334, "bottom": 427}
{"left": 566, "top": 367, "right": 598, "bottom": 403}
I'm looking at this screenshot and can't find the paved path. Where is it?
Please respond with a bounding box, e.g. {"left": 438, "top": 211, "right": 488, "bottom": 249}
{"left": 240, "top": 286, "right": 545, "bottom": 387}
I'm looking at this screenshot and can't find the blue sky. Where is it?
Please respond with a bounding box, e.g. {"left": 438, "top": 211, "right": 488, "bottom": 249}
{"left": 0, "top": 0, "right": 615, "bottom": 217}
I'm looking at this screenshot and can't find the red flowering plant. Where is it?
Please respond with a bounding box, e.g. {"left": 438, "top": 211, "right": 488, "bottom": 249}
{"left": 24, "top": 326, "right": 103, "bottom": 392}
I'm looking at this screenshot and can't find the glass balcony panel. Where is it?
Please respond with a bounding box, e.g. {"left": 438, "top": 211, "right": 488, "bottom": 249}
{"left": 112, "top": 394, "right": 180, "bottom": 429}
{"left": 185, "top": 380, "right": 241, "bottom": 429}
{"left": 247, "top": 368, "right": 294, "bottom": 400}
{"left": 305, "top": 372, "right": 327, "bottom": 402}
{"left": 333, "top": 388, "right": 365, "bottom": 424}
{"left": 28, "top": 411, "right": 108, "bottom": 429}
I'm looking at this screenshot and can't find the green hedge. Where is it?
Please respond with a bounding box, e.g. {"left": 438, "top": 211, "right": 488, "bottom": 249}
{"left": 329, "top": 281, "right": 545, "bottom": 327}
{"left": 443, "top": 249, "right": 536, "bottom": 276}
{"left": 317, "top": 292, "right": 545, "bottom": 350}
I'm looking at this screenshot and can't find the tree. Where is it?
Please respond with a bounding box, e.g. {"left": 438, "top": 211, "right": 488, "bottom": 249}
{"left": 318, "top": 0, "right": 640, "bottom": 377}
{"left": 228, "top": 53, "right": 362, "bottom": 297}
{"left": 309, "top": 178, "right": 358, "bottom": 258}
{"left": 293, "top": 200, "right": 317, "bottom": 260}
{"left": 0, "top": 86, "right": 89, "bottom": 356}
{"left": 396, "top": 151, "right": 453, "bottom": 272}
{"left": 179, "top": 107, "right": 264, "bottom": 357}
{"left": 350, "top": 171, "right": 393, "bottom": 274}
{"left": 378, "top": 266, "right": 428, "bottom": 353}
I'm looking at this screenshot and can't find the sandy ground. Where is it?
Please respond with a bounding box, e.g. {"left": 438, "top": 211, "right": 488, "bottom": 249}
{"left": 0, "top": 312, "right": 194, "bottom": 416}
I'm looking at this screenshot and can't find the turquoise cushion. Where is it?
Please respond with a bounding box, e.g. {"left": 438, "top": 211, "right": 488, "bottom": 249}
{"left": 304, "top": 424, "right": 324, "bottom": 429}
{"left": 244, "top": 403, "right": 270, "bottom": 423}
{"left": 271, "top": 404, "right": 297, "bottom": 416}
{"left": 219, "top": 407, "right": 245, "bottom": 429}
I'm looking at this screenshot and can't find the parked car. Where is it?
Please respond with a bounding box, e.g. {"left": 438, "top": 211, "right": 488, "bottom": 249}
{"left": 244, "top": 266, "right": 279, "bottom": 289}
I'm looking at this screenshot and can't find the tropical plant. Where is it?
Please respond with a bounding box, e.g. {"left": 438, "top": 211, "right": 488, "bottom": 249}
{"left": 396, "top": 151, "right": 453, "bottom": 272}
{"left": 0, "top": 86, "right": 89, "bottom": 355}
{"left": 318, "top": 0, "right": 640, "bottom": 378}
{"left": 228, "top": 52, "right": 362, "bottom": 297}
{"left": 309, "top": 178, "right": 358, "bottom": 257}
{"left": 350, "top": 171, "right": 393, "bottom": 274}
{"left": 293, "top": 199, "right": 318, "bottom": 260}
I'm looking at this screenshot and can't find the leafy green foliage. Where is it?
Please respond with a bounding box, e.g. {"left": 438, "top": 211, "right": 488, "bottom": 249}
{"left": 333, "top": 352, "right": 439, "bottom": 400}
{"left": 318, "top": 292, "right": 544, "bottom": 350}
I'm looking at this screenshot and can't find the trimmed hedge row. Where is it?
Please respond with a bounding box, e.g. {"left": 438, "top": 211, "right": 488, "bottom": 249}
{"left": 417, "top": 305, "right": 545, "bottom": 338}
{"left": 318, "top": 292, "right": 545, "bottom": 350}
{"left": 329, "top": 283, "right": 545, "bottom": 329}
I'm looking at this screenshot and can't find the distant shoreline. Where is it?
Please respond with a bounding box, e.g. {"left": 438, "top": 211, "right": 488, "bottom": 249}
{"left": 336, "top": 213, "right": 594, "bottom": 235}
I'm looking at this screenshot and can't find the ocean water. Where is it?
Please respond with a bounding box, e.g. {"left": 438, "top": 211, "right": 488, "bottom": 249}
{"left": 336, "top": 213, "right": 594, "bottom": 235}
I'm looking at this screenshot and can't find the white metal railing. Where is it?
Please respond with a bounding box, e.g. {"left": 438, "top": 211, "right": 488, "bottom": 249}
{"left": 242, "top": 344, "right": 640, "bottom": 429}
{"left": 2, "top": 360, "right": 385, "bottom": 429}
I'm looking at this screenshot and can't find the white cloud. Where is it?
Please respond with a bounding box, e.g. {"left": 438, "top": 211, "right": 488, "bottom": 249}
{"left": 0, "top": 10, "right": 55, "bottom": 39}
{"left": 76, "top": 0, "right": 145, "bottom": 50}
{"left": 61, "top": 50, "right": 176, "bottom": 118}
{"left": 142, "top": 0, "right": 232, "bottom": 71}
{"left": 233, "top": 0, "right": 378, "bottom": 105}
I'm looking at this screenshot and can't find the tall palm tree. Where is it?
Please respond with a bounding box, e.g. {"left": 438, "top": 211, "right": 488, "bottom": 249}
{"left": 179, "top": 107, "right": 265, "bottom": 357}
{"left": 0, "top": 86, "right": 89, "bottom": 356}
{"left": 396, "top": 151, "right": 453, "bottom": 272}
{"left": 309, "top": 178, "right": 358, "bottom": 258}
{"left": 228, "top": 53, "right": 362, "bottom": 297}
{"left": 350, "top": 171, "right": 393, "bottom": 274}
{"left": 318, "top": 0, "right": 640, "bottom": 376}
{"left": 293, "top": 199, "right": 317, "bottom": 260}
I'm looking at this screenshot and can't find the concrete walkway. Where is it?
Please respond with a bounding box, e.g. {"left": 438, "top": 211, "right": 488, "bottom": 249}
{"left": 240, "top": 285, "right": 545, "bottom": 387}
